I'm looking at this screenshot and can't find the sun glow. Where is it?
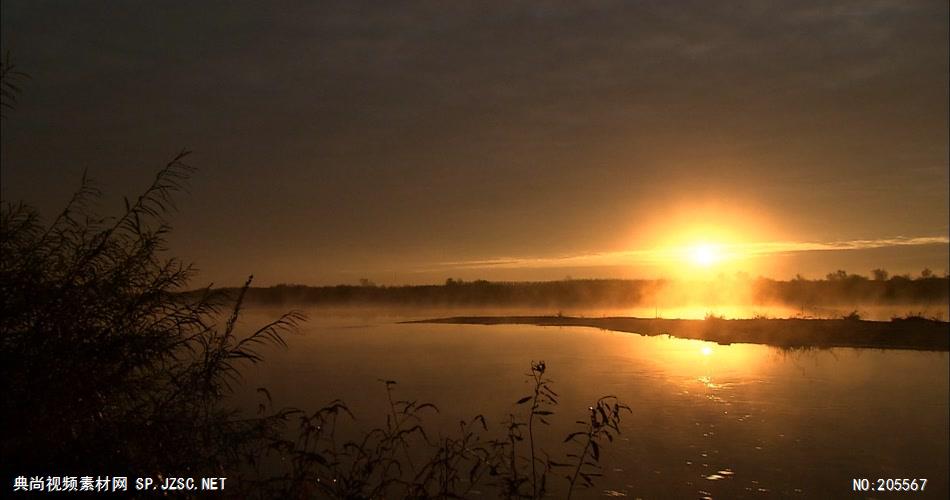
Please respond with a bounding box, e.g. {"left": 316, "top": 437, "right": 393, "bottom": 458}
{"left": 631, "top": 199, "right": 785, "bottom": 277}
{"left": 645, "top": 223, "right": 756, "bottom": 275}
{"left": 688, "top": 243, "right": 722, "bottom": 267}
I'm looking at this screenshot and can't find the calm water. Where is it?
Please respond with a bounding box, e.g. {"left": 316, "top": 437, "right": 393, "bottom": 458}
{"left": 235, "top": 307, "right": 949, "bottom": 499}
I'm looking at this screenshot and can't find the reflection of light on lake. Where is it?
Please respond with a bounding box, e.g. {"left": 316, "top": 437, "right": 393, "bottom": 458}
{"left": 697, "top": 376, "right": 721, "bottom": 389}
{"left": 234, "top": 307, "right": 950, "bottom": 499}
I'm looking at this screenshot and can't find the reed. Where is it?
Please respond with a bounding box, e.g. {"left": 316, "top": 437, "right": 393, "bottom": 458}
{"left": 245, "top": 363, "right": 629, "bottom": 499}
{"left": 0, "top": 155, "right": 301, "bottom": 478}
{"left": 1, "top": 160, "right": 629, "bottom": 497}
{"left": 1, "top": 59, "right": 629, "bottom": 494}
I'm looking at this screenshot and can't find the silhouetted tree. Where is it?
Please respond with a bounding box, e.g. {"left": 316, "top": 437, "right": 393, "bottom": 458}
{"left": 826, "top": 270, "right": 849, "bottom": 281}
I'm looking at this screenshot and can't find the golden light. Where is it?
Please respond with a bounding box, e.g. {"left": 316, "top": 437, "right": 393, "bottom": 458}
{"left": 642, "top": 224, "right": 747, "bottom": 275}
{"left": 622, "top": 337, "right": 768, "bottom": 384}
{"left": 688, "top": 243, "right": 722, "bottom": 267}
{"left": 630, "top": 198, "right": 786, "bottom": 278}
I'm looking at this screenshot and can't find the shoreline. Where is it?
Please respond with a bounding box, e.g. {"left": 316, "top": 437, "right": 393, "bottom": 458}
{"left": 406, "top": 316, "right": 950, "bottom": 351}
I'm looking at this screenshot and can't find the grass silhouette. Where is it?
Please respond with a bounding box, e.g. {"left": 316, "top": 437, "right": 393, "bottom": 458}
{"left": 243, "top": 362, "right": 629, "bottom": 499}
{"left": 0, "top": 155, "right": 630, "bottom": 497}
{"left": 1, "top": 154, "right": 303, "bottom": 478}
{"left": 0, "top": 53, "right": 632, "bottom": 497}
{"left": 0, "top": 159, "right": 628, "bottom": 498}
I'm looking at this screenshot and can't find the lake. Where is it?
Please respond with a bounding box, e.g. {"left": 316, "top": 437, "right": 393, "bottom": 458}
{"left": 234, "top": 307, "right": 949, "bottom": 499}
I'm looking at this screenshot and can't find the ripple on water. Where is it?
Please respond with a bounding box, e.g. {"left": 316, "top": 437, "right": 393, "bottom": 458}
{"left": 704, "top": 469, "right": 734, "bottom": 481}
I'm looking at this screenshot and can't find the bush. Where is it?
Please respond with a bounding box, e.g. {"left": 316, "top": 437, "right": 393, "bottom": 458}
{"left": 842, "top": 310, "right": 862, "bottom": 321}
{"left": 0, "top": 157, "right": 301, "bottom": 477}
{"left": 0, "top": 162, "right": 631, "bottom": 498}
{"left": 1, "top": 55, "right": 629, "bottom": 496}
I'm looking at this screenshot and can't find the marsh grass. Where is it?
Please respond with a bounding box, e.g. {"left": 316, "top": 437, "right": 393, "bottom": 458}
{"left": 891, "top": 312, "right": 944, "bottom": 322}
{"left": 0, "top": 155, "right": 305, "bottom": 478}
{"left": 244, "top": 362, "right": 630, "bottom": 499}
{"left": 2, "top": 62, "right": 297, "bottom": 478}
{"left": 0, "top": 159, "right": 631, "bottom": 497}
{"left": 1, "top": 57, "right": 629, "bottom": 496}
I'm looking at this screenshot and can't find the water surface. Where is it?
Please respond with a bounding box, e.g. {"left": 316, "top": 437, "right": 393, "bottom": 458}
{"left": 236, "top": 307, "right": 949, "bottom": 498}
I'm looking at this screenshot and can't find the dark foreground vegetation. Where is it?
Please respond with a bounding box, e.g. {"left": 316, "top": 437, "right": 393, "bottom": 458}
{"left": 226, "top": 274, "right": 949, "bottom": 312}
{"left": 411, "top": 315, "right": 950, "bottom": 351}
{"left": 0, "top": 61, "right": 629, "bottom": 496}
{"left": 0, "top": 158, "right": 631, "bottom": 498}
{"left": 247, "top": 362, "right": 630, "bottom": 499}
{"left": 1, "top": 155, "right": 295, "bottom": 478}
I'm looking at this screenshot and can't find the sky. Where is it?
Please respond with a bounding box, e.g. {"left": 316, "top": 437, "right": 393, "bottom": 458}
{"left": 2, "top": 0, "right": 948, "bottom": 286}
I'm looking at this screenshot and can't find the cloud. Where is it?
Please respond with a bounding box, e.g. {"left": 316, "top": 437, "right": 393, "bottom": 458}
{"left": 436, "top": 236, "right": 950, "bottom": 270}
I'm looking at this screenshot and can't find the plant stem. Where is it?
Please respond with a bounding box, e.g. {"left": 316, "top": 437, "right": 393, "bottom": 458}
{"left": 567, "top": 432, "right": 593, "bottom": 500}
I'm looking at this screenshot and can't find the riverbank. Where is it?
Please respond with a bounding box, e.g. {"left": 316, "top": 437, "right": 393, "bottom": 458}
{"left": 407, "top": 316, "right": 950, "bottom": 351}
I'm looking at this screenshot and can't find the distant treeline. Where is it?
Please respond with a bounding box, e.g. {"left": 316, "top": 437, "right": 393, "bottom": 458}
{"left": 756, "top": 273, "right": 948, "bottom": 307}
{"left": 204, "top": 272, "right": 950, "bottom": 309}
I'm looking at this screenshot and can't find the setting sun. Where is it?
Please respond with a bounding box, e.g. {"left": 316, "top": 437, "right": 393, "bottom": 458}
{"left": 639, "top": 207, "right": 779, "bottom": 277}
{"left": 3, "top": 2, "right": 949, "bottom": 497}
{"left": 689, "top": 243, "right": 722, "bottom": 267}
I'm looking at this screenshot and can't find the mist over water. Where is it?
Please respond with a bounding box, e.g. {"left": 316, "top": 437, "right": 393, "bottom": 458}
{"left": 600, "top": 303, "right": 948, "bottom": 321}
{"left": 3, "top": 0, "right": 948, "bottom": 495}
{"left": 234, "top": 306, "right": 950, "bottom": 499}
{"left": 237, "top": 276, "right": 950, "bottom": 322}
{"left": 234, "top": 302, "right": 950, "bottom": 322}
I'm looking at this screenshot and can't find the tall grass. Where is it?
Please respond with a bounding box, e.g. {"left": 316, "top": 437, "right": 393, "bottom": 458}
{"left": 245, "top": 363, "right": 630, "bottom": 499}
{"left": 1, "top": 54, "right": 630, "bottom": 496}
{"left": 0, "top": 158, "right": 630, "bottom": 500}
{"left": 0, "top": 155, "right": 303, "bottom": 477}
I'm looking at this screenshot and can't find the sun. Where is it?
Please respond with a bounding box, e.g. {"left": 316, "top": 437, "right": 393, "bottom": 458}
{"left": 688, "top": 243, "right": 722, "bottom": 268}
